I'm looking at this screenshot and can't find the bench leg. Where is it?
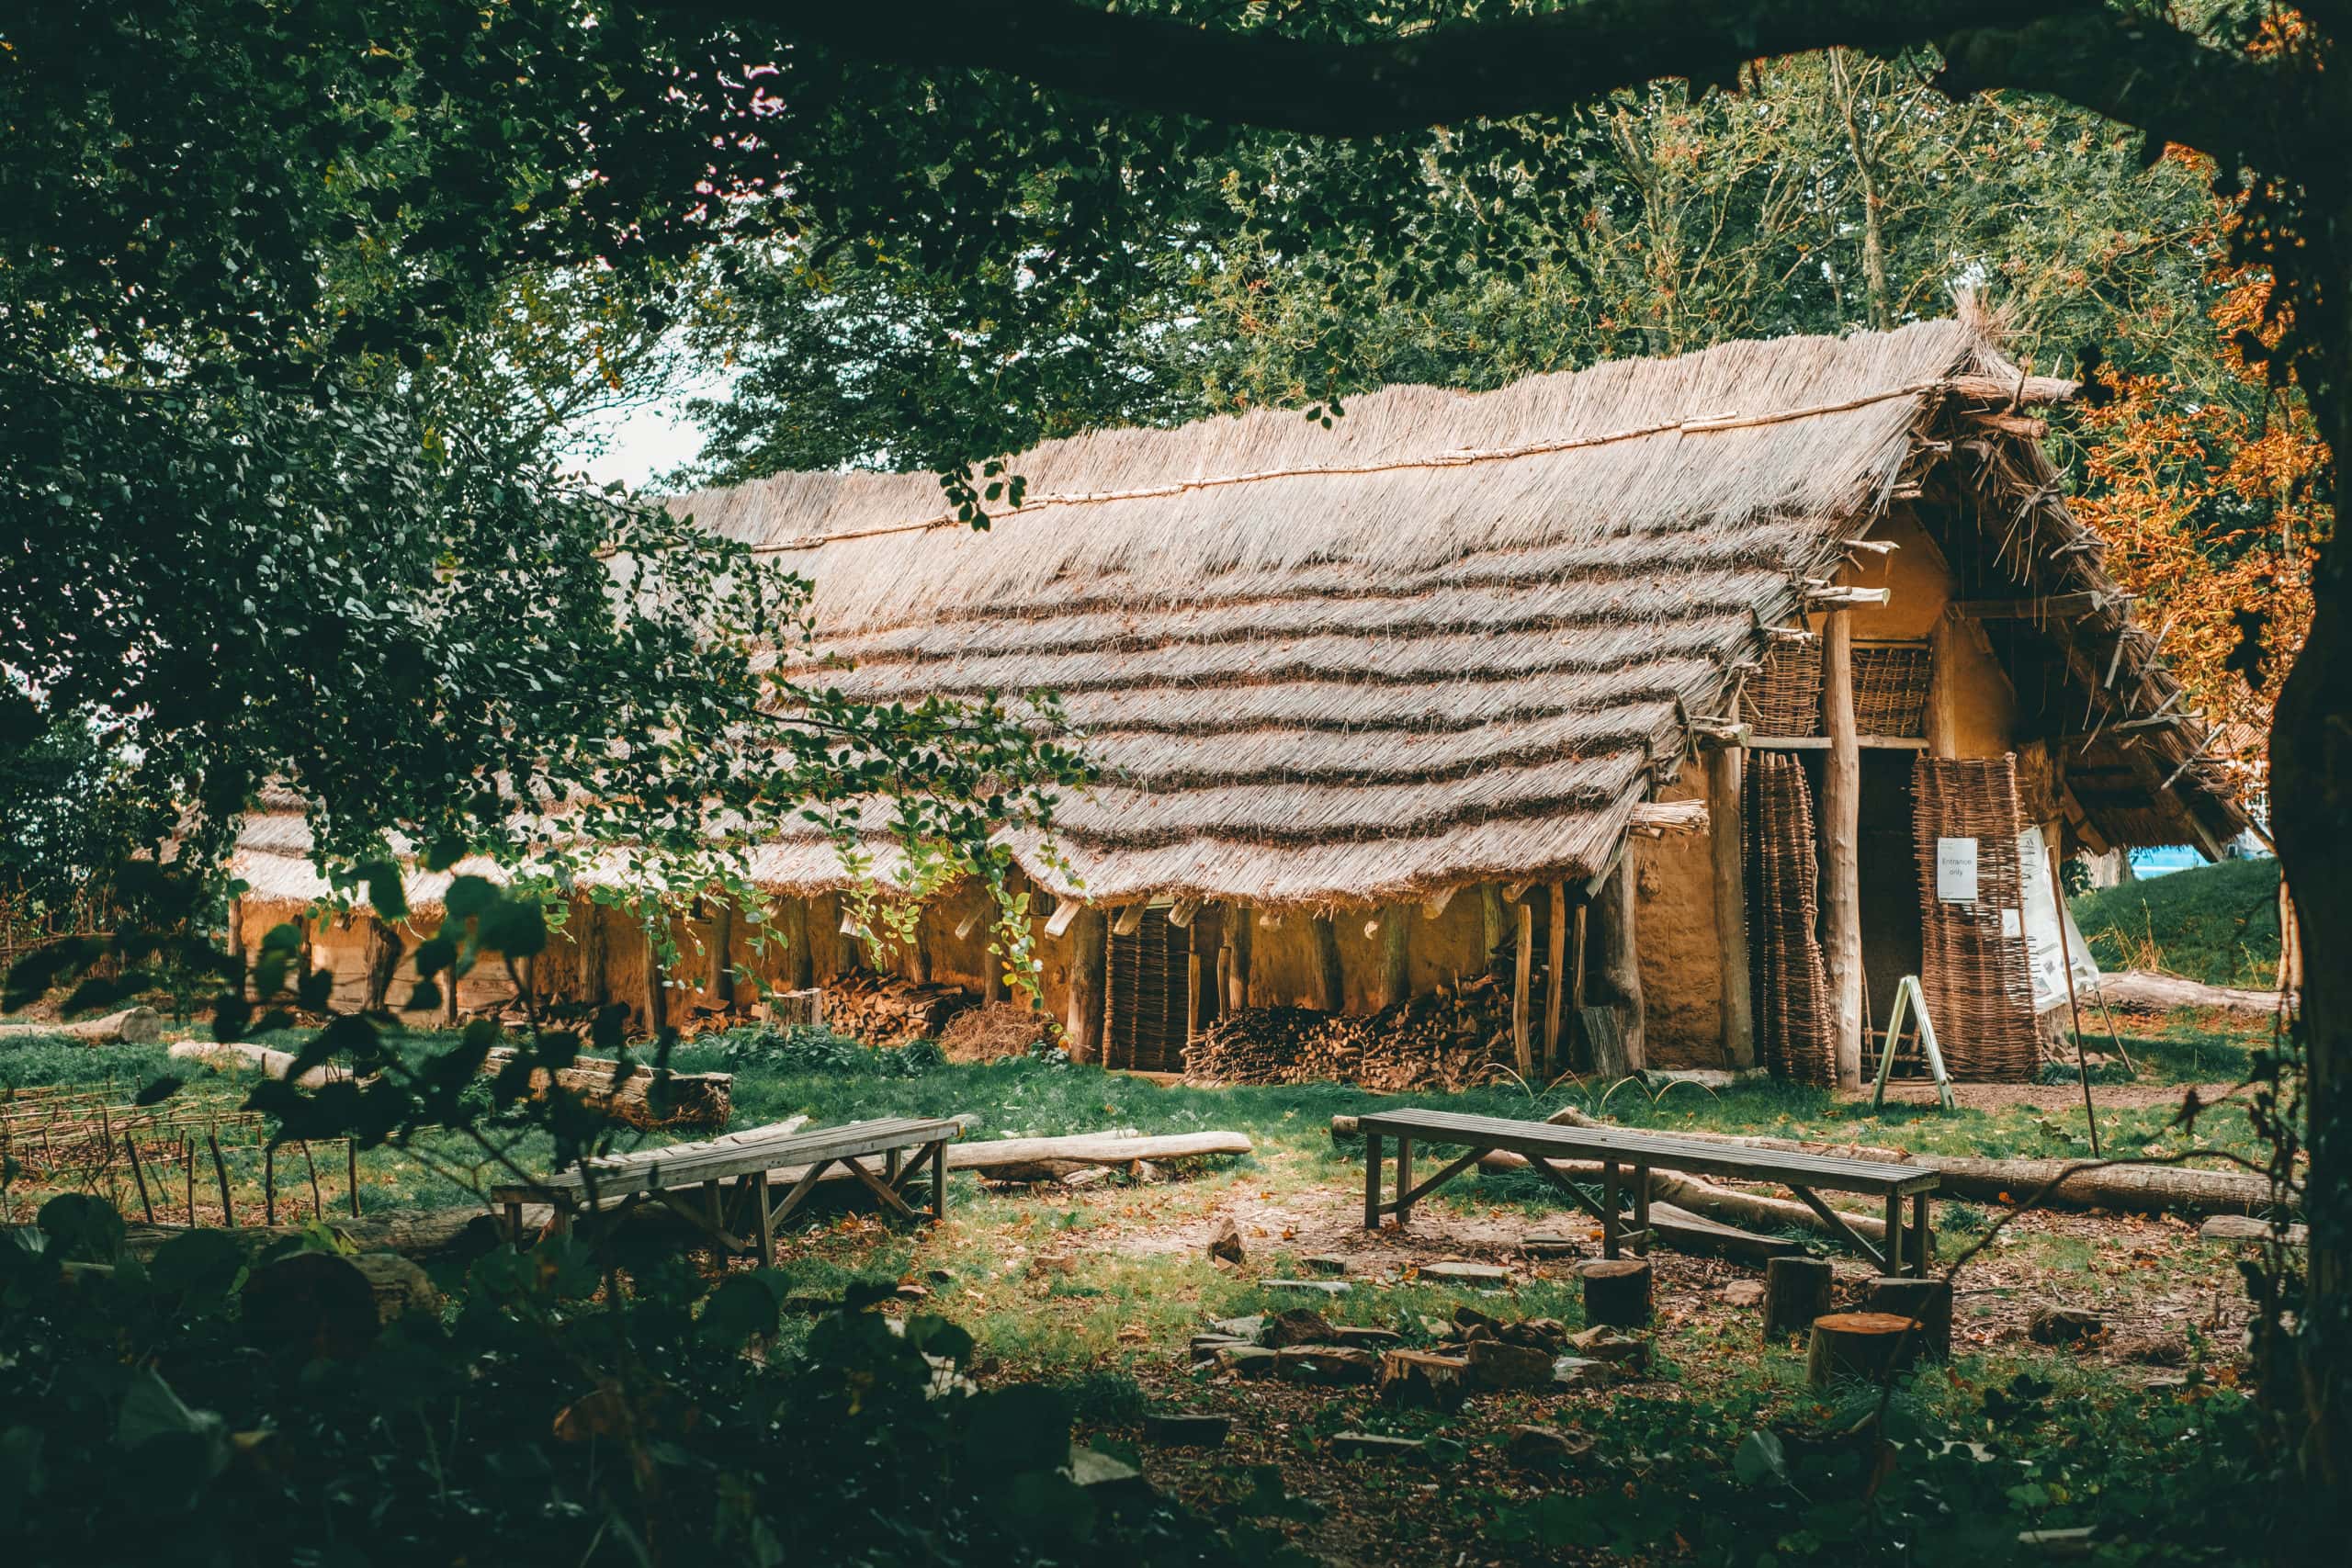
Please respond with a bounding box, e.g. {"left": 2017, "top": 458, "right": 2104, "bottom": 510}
{"left": 504, "top": 1200, "right": 526, "bottom": 1252}
{"left": 1363, "top": 1133, "right": 1383, "bottom": 1229}
{"left": 1602, "top": 1161, "right": 1621, "bottom": 1260}
{"left": 1912, "top": 1191, "right": 1931, "bottom": 1275}
{"left": 1632, "top": 1164, "right": 1651, "bottom": 1258}
{"left": 1883, "top": 1191, "right": 1903, "bottom": 1277}
{"left": 1395, "top": 1137, "right": 1414, "bottom": 1228}
{"left": 752, "top": 1169, "right": 775, "bottom": 1264}
{"left": 933, "top": 1141, "right": 949, "bottom": 1222}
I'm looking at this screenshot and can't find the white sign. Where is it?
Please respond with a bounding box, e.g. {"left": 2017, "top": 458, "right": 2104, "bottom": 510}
{"left": 2016, "top": 825, "right": 2102, "bottom": 1012}
{"left": 1934, "top": 837, "right": 1980, "bottom": 902}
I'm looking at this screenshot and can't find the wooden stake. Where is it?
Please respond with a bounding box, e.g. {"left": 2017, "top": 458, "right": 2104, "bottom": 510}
{"left": 1187, "top": 951, "right": 1203, "bottom": 1042}
{"left": 1708, "top": 744, "right": 1755, "bottom": 1069}
{"left": 1822, "top": 609, "right": 1864, "bottom": 1089}
{"left": 347, "top": 1138, "right": 361, "bottom": 1218}
{"left": 1512, "top": 900, "right": 1533, "bottom": 1078}
{"left": 208, "top": 1127, "right": 234, "bottom": 1228}
{"left": 2046, "top": 840, "right": 2101, "bottom": 1156}
{"left": 264, "top": 1141, "right": 277, "bottom": 1226}
{"left": 1544, "top": 883, "right": 1567, "bottom": 1077}
{"left": 184, "top": 1138, "right": 196, "bottom": 1225}
{"left": 301, "top": 1140, "right": 322, "bottom": 1218}
{"left": 125, "top": 1127, "right": 156, "bottom": 1225}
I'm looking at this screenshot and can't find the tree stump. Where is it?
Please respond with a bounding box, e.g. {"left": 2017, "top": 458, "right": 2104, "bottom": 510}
{"left": 1864, "top": 1276, "right": 1952, "bottom": 1360}
{"left": 1580, "top": 1258, "right": 1651, "bottom": 1327}
{"left": 1763, "top": 1256, "right": 1833, "bottom": 1341}
{"left": 1805, "top": 1311, "right": 1923, "bottom": 1389}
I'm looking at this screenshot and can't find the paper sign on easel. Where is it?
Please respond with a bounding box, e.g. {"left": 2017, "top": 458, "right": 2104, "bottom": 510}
{"left": 2016, "top": 825, "right": 2102, "bottom": 1012}
{"left": 1934, "top": 837, "right": 1979, "bottom": 902}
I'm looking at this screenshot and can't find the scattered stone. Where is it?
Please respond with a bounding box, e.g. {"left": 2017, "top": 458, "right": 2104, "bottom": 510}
{"left": 1377, "top": 1349, "right": 1471, "bottom": 1411}
{"left": 1719, "top": 1280, "right": 1766, "bottom": 1308}
{"left": 1066, "top": 1444, "right": 1152, "bottom": 1506}
{"left": 1259, "top": 1307, "right": 1337, "bottom": 1348}
{"left": 1263, "top": 1279, "right": 1351, "bottom": 1297}
{"left": 1419, "top": 1261, "right": 1512, "bottom": 1285}
{"left": 1207, "top": 1217, "right": 1247, "bottom": 1266}
{"left": 1276, "top": 1344, "right": 1383, "bottom": 1385}
{"left": 1498, "top": 1317, "right": 1568, "bottom": 1353}
{"left": 1551, "top": 1356, "right": 1628, "bottom": 1392}
{"left": 1506, "top": 1424, "right": 1595, "bottom": 1466}
{"left": 1465, "top": 1337, "right": 1555, "bottom": 1392}
{"left": 1216, "top": 1346, "right": 1280, "bottom": 1379}
{"left": 1520, "top": 1231, "right": 1582, "bottom": 1258}
{"left": 1452, "top": 1303, "right": 1504, "bottom": 1337}
{"left": 1143, "top": 1412, "right": 1231, "bottom": 1447}
{"left": 1568, "top": 1326, "right": 1650, "bottom": 1370}
{"left": 2120, "top": 1333, "right": 2190, "bottom": 1367}
{"left": 1206, "top": 1314, "right": 1266, "bottom": 1343}
{"left": 1330, "top": 1431, "right": 1425, "bottom": 1461}
{"left": 2029, "top": 1306, "right": 2106, "bottom": 1346}
{"left": 1190, "top": 1335, "right": 1251, "bottom": 1363}
{"left": 1329, "top": 1324, "right": 1405, "bottom": 1351}
{"left": 1302, "top": 1255, "right": 1351, "bottom": 1276}
{"left": 1062, "top": 1168, "right": 1113, "bottom": 1190}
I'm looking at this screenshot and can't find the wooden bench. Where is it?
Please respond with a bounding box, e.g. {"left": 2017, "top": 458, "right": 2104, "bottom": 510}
{"left": 491, "top": 1114, "right": 967, "bottom": 1261}
{"left": 1356, "top": 1107, "right": 1940, "bottom": 1276}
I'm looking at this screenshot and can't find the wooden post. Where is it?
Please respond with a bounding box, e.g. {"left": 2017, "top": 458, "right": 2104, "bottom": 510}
{"left": 1707, "top": 744, "right": 1755, "bottom": 1069}
{"left": 579, "top": 898, "right": 609, "bottom": 1006}
{"left": 441, "top": 921, "right": 460, "bottom": 1027}
{"left": 1928, "top": 612, "right": 1961, "bottom": 759}
{"left": 1864, "top": 1276, "right": 1952, "bottom": 1359}
{"left": 264, "top": 1141, "right": 276, "bottom": 1226}
{"left": 347, "top": 1138, "right": 360, "bottom": 1218}
{"left": 1376, "top": 907, "right": 1410, "bottom": 1010}
{"left": 910, "top": 910, "right": 933, "bottom": 985}
{"left": 1570, "top": 901, "right": 1588, "bottom": 1015}
{"left": 643, "top": 919, "right": 669, "bottom": 1034}
{"left": 1581, "top": 1258, "right": 1652, "bottom": 1327}
{"left": 780, "top": 897, "right": 814, "bottom": 990}
{"left": 708, "top": 900, "right": 737, "bottom": 1012}
{"left": 829, "top": 894, "right": 862, "bottom": 976}
{"left": 362, "top": 916, "right": 401, "bottom": 1012}
{"left": 1481, "top": 886, "right": 1507, "bottom": 963}
{"left": 1807, "top": 1311, "right": 1922, "bottom": 1388}
{"left": 1067, "top": 906, "right": 1107, "bottom": 1063}
{"left": 1186, "top": 950, "right": 1203, "bottom": 1042}
{"left": 1311, "top": 913, "right": 1344, "bottom": 1012}
{"left": 1227, "top": 902, "right": 1252, "bottom": 1010}
{"left": 1512, "top": 897, "right": 1534, "bottom": 1077}
{"left": 1544, "top": 883, "right": 1567, "bottom": 1077}
{"left": 225, "top": 896, "right": 247, "bottom": 999}
{"left": 1822, "top": 608, "right": 1865, "bottom": 1089}
{"left": 1591, "top": 855, "right": 1645, "bottom": 1071}
{"left": 301, "top": 1140, "right": 322, "bottom": 1219}
{"left": 208, "top": 1129, "right": 233, "bottom": 1228}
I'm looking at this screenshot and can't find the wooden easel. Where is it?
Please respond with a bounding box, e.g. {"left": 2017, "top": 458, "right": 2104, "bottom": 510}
{"left": 1870, "top": 975, "right": 1956, "bottom": 1112}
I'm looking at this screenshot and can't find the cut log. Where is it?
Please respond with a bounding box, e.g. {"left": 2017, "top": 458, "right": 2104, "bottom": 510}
{"left": 1806, "top": 1311, "right": 1923, "bottom": 1388}
{"left": 917, "top": 1129, "right": 1250, "bottom": 1183}
{"left": 169, "top": 1038, "right": 352, "bottom": 1088}
{"left": 1864, "top": 1276, "right": 1952, "bottom": 1360}
{"left": 2090, "top": 970, "right": 2284, "bottom": 1018}
{"left": 480, "top": 1048, "right": 732, "bottom": 1132}
{"left": 1764, "top": 1256, "right": 1834, "bottom": 1341}
{"left": 0, "top": 1007, "right": 164, "bottom": 1044}
{"left": 1580, "top": 1258, "right": 1652, "bottom": 1327}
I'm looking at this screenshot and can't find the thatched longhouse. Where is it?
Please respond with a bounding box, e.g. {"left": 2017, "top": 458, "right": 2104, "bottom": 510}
{"left": 233, "top": 313, "right": 2245, "bottom": 1086}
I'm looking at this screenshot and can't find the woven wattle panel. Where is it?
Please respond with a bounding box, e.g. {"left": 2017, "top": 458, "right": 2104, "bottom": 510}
{"left": 1911, "top": 755, "right": 2041, "bottom": 1081}
{"left": 1852, "top": 643, "right": 1932, "bottom": 737}
{"left": 1745, "top": 752, "right": 1838, "bottom": 1086}
{"left": 1743, "top": 638, "right": 1825, "bottom": 737}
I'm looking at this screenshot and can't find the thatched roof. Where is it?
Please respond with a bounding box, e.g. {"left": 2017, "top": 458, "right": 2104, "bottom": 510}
{"left": 231, "top": 315, "right": 2244, "bottom": 914}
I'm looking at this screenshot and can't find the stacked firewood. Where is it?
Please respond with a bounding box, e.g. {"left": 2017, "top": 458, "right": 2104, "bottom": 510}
{"left": 822, "top": 973, "right": 978, "bottom": 1049}
{"left": 1184, "top": 970, "right": 1521, "bottom": 1092}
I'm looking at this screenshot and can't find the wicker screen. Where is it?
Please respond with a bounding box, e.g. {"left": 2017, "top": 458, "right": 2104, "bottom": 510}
{"left": 1105, "top": 905, "right": 1190, "bottom": 1072}
{"left": 1853, "top": 643, "right": 1933, "bottom": 738}
{"left": 1910, "top": 756, "right": 2041, "bottom": 1081}
{"left": 1746, "top": 752, "right": 1838, "bottom": 1086}
{"left": 1742, "top": 638, "right": 1824, "bottom": 737}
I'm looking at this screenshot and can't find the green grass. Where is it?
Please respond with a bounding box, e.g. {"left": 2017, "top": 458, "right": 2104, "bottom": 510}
{"left": 2073, "top": 856, "right": 2282, "bottom": 989}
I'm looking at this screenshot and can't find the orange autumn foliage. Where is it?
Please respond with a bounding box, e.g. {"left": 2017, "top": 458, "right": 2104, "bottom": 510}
{"left": 2071, "top": 267, "right": 2329, "bottom": 795}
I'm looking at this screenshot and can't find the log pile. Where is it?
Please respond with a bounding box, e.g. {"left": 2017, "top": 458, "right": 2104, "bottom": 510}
{"left": 822, "top": 974, "right": 978, "bottom": 1049}
{"left": 1184, "top": 972, "right": 1520, "bottom": 1091}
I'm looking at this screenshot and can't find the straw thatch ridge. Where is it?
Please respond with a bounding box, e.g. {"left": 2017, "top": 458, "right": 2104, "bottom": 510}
{"left": 231, "top": 313, "right": 2243, "bottom": 913}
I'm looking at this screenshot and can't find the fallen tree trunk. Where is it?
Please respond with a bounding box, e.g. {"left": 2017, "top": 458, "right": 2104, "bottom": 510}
{"left": 797, "top": 1130, "right": 1255, "bottom": 1185}
{"left": 2090, "top": 970, "right": 2285, "bottom": 1018}
{"left": 165, "top": 1040, "right": 730, "bottom": 1130}
{"left": 0, "top": 1007, "right": 163, "bottom": 1044}
{"left": 169, "top": 1039, "right": 352, "bottom": 1088}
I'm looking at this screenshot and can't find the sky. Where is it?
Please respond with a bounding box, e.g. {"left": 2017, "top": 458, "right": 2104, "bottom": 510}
{"left": 565, "top": 392, "right": 713, "bottom": 492}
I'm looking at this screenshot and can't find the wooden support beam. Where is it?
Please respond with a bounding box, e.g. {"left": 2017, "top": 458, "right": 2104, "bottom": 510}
{"left": 1066, "top": 907, "right": 1106, "bottom": 1063}
{"left": 1822, "top": 610, "right": 1864, "bottom": 1090}
{"left": 226, "top": 897, "right": 248, "bottom": 1000}
{"left": 1420, "top": 886, "right": 1455, "bottom": 919}
{"left": 1167, "top": 897, "right": 1202, "bottom": 929}
{"left": 1111, "top": 903, "right": 1146, "bottom": 937}
{"left": 1512, "top": 899, "right": 1534, "bottom": 1079}
{"left": 1481, "top": 886, "right": 1507, "bottom": 959}
{"left": 642, "top": 920, "right": 668, "bottom": 1035}
{"left": 1749, "top": 735, "right": 1928, "bottom": 750}
{"left": 909, "top": 908, "right": 932, "bottom": 985}
{"left": 1376, "top": 905, "right": 1410, "bottom": 1010}
{"left": 1708, "top": 745, "right": 1755, "bottom": 1069}
{"left": 1544, "top": 883, "right": 1568, "bottom": 1076}
{"left": 829, "top": 895, "right": 862, "bottom": 976}
{"left": 579, "top": 898, "right": 610, "bottom": 1006}
{"left": 1942, "top": 371, "right": 2079, "bottom": 405}
{"left": 708, "top": 901, "right": 737, "bottom": 1010}
{"left": 1227, "top": 902, "right": 1251, "bottom": 1010}
{"left": 1187, "top": 950, "right": 1203, "bottom": 1043}
{"left": 1928, "top": 613, "right": 1961, "bottom": 760}
{"left": 1805, "top": 586, "right": 1890, "bottom": 607}
{"left": 779, "top": 898, "right": 813, "bottom": 990}
{"left": 1950, "top": 590, "right": 2119, "bottom": 621}
{"left": 1044, "top": 898, "right": 1080, "bottom": 939}
{"left": 1590, "top": 853, "right": 1645, "bottom": 1071}
{"left": 1311, "top": 913, "right": 1344, "bottom": 1012}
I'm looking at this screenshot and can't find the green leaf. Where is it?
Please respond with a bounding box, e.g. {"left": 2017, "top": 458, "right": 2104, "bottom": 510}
{"left": 37, "top": 1193, "right": 125, "bottom": 1265}
{"left": 1736, "top": 1428, "right": 1790, "bottom": 1488}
